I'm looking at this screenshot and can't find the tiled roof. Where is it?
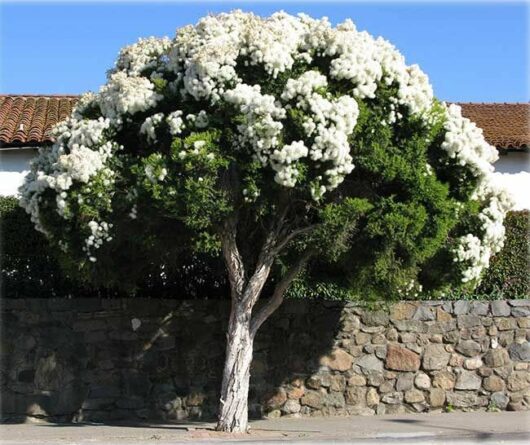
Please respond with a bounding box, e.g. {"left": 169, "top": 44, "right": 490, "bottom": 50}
{"left": 457, "top": 102, "right": 529, "bottom": 150}
{"left": 0, "top": 95, "right": 78, "bottom": 147}
{"left": 0, "top": 95, "right": 528, "bottom": 149}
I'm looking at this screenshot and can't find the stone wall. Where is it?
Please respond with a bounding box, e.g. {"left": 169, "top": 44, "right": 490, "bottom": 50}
{"left": 1, "top": 298, "right": 529, "bottom": 423}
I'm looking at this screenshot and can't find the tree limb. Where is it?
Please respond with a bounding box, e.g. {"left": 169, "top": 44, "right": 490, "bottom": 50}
{"left": 249, "top": 251, "right": 312, "bottom": 339}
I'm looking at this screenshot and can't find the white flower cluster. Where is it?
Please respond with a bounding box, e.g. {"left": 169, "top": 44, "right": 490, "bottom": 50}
{"left": 19, "top": 114, "right": 116, "bottom": 230}
{"left": 98, "top": 72, "right": 162, "bottom": 124}
{"left": 166, "top": 110, "right": 185, "bottom": 135}
{"left": 442, "top": 104, "right": 498, "bottom": 177}
{"left": 113, "top": 36, "right": 172, "bottom": 76}
{"left": 84, "top": 220, "right": 113, "bottom": 262}
{"left": 443, "top": 104, "right": 514, "bottom": 282}
{"left": 282, "top": 70, "right": 359, "bottom": 191}
{"left": 140, "top": 113, "right": 164, "bottom": 142}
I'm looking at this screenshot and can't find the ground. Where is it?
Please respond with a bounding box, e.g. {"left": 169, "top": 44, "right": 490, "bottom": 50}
{"left": 1, "top": 411, "right": 529, "bottom": 444}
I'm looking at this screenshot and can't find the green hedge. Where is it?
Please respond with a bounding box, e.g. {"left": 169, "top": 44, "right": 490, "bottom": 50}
{"left": 1, "top": 196, "right": 528, "bottom": 299}
{"left": 475, "top": 210, "right": 529, "bottom": 298}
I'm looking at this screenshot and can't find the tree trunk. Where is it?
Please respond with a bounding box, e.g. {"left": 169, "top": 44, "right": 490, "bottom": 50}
{"left": 216, "top": 303, "right": 254, "bottom": 432}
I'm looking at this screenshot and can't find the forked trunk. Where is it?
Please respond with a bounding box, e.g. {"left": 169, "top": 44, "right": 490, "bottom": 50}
{"left": 216, "top": 304, "right": 254, "bottom": 432}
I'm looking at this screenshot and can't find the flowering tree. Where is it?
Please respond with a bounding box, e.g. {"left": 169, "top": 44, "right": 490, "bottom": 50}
{"left": 20, "top": 11, "right": 512, "bottom": 432}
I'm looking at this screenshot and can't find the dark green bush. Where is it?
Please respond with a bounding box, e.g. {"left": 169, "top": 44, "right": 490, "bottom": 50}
{"left": 0, "top": 196, "right": 228, "bottom": 298}
{"left": 475, "top": 210, "right": 529, "bottom": 298}
{"left": 1, "top": 196, "right": 527, "bottom": 299}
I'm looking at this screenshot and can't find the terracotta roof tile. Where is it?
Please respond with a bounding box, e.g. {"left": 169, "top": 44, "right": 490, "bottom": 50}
{"left": 0, "top": 95, "right": 528, "bottom": 150}
{"left": 0, "top": 95, "right": 78, "bottom": 147}
{"left": 458, "top": 102, "right": 529, "bottom": 150}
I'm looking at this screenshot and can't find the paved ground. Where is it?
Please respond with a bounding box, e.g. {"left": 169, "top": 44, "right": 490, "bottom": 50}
{"left": 1, "top": 411, "right": 529, "bottom": 444}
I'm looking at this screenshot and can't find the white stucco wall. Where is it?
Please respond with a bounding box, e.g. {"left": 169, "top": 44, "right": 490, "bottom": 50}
{"left": 493, "top": 152, "right": 530, "bottom": 211}
{"left": 0, "top": 148, "right": 529, "bottom": 209}
{"left": 0, "top": 149, "right": 37, "bottom": 196}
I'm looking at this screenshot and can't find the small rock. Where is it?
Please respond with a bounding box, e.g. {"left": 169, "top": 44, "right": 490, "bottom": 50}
{"left": 390, "top": 303, "right": 416, "bottom": 321}
{"left": 456, "top": 340, "right": 481, "bottom": 357}
{"left": 483, "top": 376, "right": 505, "bottom": 392}
{"left": 414, "top": 373, "right": 431, "bottom": 389}
{"left": 483, "top": 348, "right": 510, "bottom": 368}
{"left": 301, "top": 391, "right": 323, "bottom": 409}
{"left": 381, "top": 392, "right": 403, "bottom": 405}
{"left": 429, "top": 388, "right": 446, "bottom": 408}
{"left": 405, "top": 389, "right": 425, "bottom": 404}
{"left": 356, "top": 332, "right": 372, "bottom": 345}
{"left": 496, "top": 318, "right": 517, "bottom": 331}
{"left": 432, "top": 371, "right": 456, "bottom": 390}
{"left": 413, "top": 306, "right": 435, "bottom": 321}
{"left": 491, "top": 301, "right": 511, "bottom": 317}
{"left": 508, "top": 342, "right": 530, "bottom": 362}
{"left": 455, "top": 371, "right": 482, "bottom": 390}
{"left": 264, "top": 389, "right": 287, "bottom": 410}
{"left": 396, "top": 373, "right": 414, "bottom": 391}
{"left": 422, "top": 344, "right": 450, "bottom": 370}
{"left": 362, "top": 310, "right": 389, "bottom": 327}
{"left": 385, "top": 344, "right": 421, "bottom": 371}
{"left": 490, "top": 392, "right": 509, "bottom": 410}
{"left": 320, "top": 349, "right": 354, "bottom": 371}
{"left": 330, "top": 375, "right": 346, "bottom": 392}
{"left": 357, "top": 355, "right": 384, "bottom": 373}
{"left": 345, "top": 387, "right": 367, "bottom": 406}
{"left": 464, "top": 357, "right": 483, "bottom": 370}
{"left": 266, "top": 409, "right": 282, "bottom": 418}
{"left": 436, "top": 307, "right": 453, "bottom": 322}
{"left": 348, "top": 374, "right": 366, "bottom": 387}
{"left": 507, "top": 371, "right": 530, "bottom": 392}
{"left": 366, "top": 388, "right": 380, "bottom": 407}
{"left": 453, "top": 301, "right": 470, "bottom": 315}
{"left": 282, "top": 399, "right": 301, "bottom": 414}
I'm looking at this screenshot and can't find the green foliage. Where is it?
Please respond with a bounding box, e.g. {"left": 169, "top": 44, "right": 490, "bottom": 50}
{"left": 475, "top": 210, "right": 529, "bottom": 298}
{"left": 0, "top": 196, "right": 228, "bottom": 298}
{"left": 2, "top": 194, "right": 527, "bottom": 300}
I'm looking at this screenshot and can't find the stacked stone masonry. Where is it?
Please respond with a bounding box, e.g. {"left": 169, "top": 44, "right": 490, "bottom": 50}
{"left": 1, "top": 299, "right": 529, "bottom": 422}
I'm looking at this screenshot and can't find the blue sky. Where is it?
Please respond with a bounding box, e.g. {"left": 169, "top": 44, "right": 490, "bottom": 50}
{"left": 1, "top": 1, "right": 528, "bottom": 102}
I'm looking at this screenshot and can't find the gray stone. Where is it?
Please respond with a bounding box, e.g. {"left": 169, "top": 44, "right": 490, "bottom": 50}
{"left": 396, "top": 373, "right": 415, "bottom": 391}
{"left": 282, "top": 399, "right": 301, "bottom": 414}
{"left": 414, "top": 373, "right": 431, "bottom": 389}
{"left": 413, "top": 306, "right": 435, "bottom": 321}
{"left": 356, "top": 355, "right": 383, "bottom": 373}
{"left": 361, "top": 311, "right": 389, "bottom": 327}
{"left": 446, "top": 392, "right": 480, "bottom": 408}
{"left": 324, "top": 392, "right": 346, "bottom": 409}
{"left": 457, "top": 315, "right": 481, "bottom": 329}
{"left": 405, "top": 389, "right": 425, "bottom": 403}
{"left": 422, "top": 344, "right": 450, "bottom": 370}
{"left": 455, "top": 371, "right": 482, "bottom": 390}
{"left": 508, "top": 300, "right": 530, "bottom": 307}
{"left": 381, "top": 392, "right": 403, "bottom": 404}
{"left": 512, "top": 307, "right": 530, "bottom": 317}
{"left": 491, "top": 301, "right": 511, "bottom": 317}
{"left": 301, "top": 391, "right": 323, "bottom": 409}
{"left": 456, "top": 340, "right": 482, "bottom": 357}
{"left": 470, "top": 302, "right": 489, "bottom": 316}
{"left": 392, "top": 320, "right": 426, "bottom": 333}
{"left": 490, "top": 392, "right": 509, "bottom": 410}
{"left": 345, "top": 387, "right": 367, "bottom": 406}
{"left": 453, "top": 301, "right": 470, "bottom": 315}
{"left": 508, "top": 342, "right": 530, "bottom": 362}
{"left": 483, "top": 348, "right": 510, "bottom": 368}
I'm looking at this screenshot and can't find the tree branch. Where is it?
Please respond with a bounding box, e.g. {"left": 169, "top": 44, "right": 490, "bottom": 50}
{"left": 273, "top": 224, "right": 319, "bottom": 254}
{"left": 249, "top": 251, "right": 312, "bottom": 339}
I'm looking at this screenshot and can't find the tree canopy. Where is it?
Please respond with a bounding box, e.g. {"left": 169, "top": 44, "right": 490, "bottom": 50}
{"left": 20, "top": 11, "right": 512, "bottom": 300}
